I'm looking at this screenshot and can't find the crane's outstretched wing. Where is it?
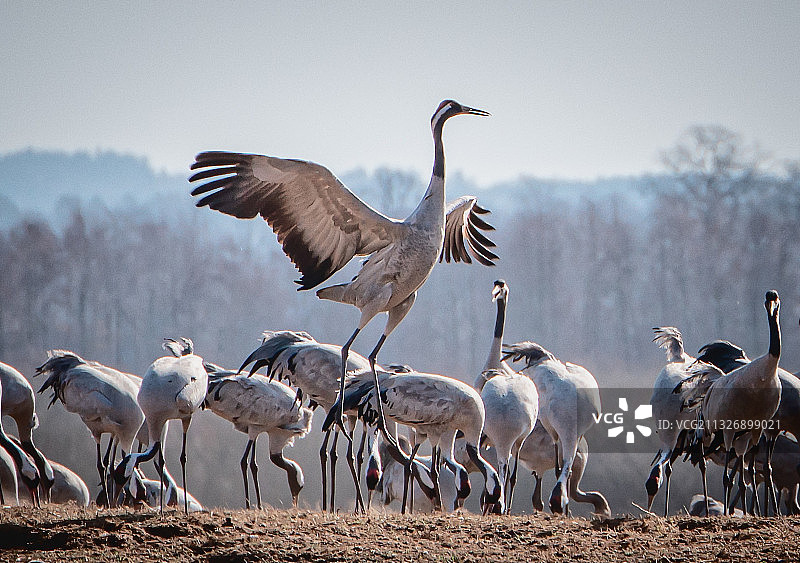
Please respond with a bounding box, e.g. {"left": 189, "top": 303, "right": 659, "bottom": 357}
{"left": 439, "top": 196, "right": 497, "bottom": 266}
{"left": 190, "top": 152, "right": 403, "bottom": 290}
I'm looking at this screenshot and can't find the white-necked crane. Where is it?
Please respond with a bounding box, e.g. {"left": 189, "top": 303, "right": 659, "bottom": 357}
{"left": 36, "top": 350, "right": 145, "bottom": 505}
{"left": 203, "top": 364, "right": 313, "bottom": 509}
{"left": 0, "top": 361, "right": 55, "bottom": 500}
{"left": 325, "top": 366, "right": 503, "bottom": 513}
{"left": 675, "top": 290, "right": 783, "bottom": 515}
{"left": 503, "top": 341, "right": 602, "bottom": 515}
{"left": 189, "top": 100, "right": 497, "bottom": 464}
{"left": 114, "top": 338, "right": 208, "bottom": 513}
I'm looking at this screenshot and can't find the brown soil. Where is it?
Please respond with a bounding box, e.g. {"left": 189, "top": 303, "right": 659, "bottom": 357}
{"left": 1, "top": 505, "right": 799, "bottom": 562}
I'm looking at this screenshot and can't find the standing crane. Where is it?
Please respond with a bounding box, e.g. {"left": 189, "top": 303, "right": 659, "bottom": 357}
{"left": 238, "top": 330, "right": 372, "bottom": 512}
{"left": 675, "top": 291, "right": 783, "bottom": 515}
{"left": 189, "top": 100, "right": 497, "bottom": 461}
{"left": 473, "top": 280, "right": 538, "bottom": 513}
{"left": 204, "top": 365, "right": 313, "bottom": 509}
{"left": 36, "top": 350, "right": 145, "bottom": 505}
{"left": 114, "top": 338, "right": 208, "bottom": 513}
{"left": 645, "top": 327, "right": 696, "bottom": 516}
{"left": 695, "top": 337, "right": 800, "bottom": 515}
{"left": 325, "top": 366, "right": 503, "bottom": 513}
{"left": 479, "top": 368, "right": 538, "bottom": 513}
{"left": 0, "top": 361, "right": 55, "bottom": 499}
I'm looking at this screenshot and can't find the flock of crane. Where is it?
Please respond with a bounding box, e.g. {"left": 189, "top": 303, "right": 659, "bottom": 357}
{"left": 1, "top": 100, "right": 798, "bottom": 521}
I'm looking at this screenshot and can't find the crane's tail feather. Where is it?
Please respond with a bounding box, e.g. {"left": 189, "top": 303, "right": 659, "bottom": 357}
{"left": 501, "top": 341, "right": 555, "bottom": 368}
{"left": 316, "top": 283, "right": 351, "bottom": 304}
{"left": 163, "top": 337, "right": 194, "bottom": 357}
{"left": 238, "top": 331, "right": 315, "bottom": 377}
{"left": 35, "top": 350, "right": 88, "bottom": 407}
{"left": 652, "top": 327, "right": 685, "bottom": 363}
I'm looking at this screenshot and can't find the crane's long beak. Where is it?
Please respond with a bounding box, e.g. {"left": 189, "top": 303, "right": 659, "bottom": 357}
{"left": 463, "top": 106, "right": 491, "bottom": 117}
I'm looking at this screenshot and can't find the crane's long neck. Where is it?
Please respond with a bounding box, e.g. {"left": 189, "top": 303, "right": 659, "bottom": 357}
{"left": 483, "top": 297, "right": 507, "bottom": 372}
{"left": 409, "top": 121, "right": 446, "bottom": 225}
{"left": 768, "top": 308, "right": 780, "bottom": 360}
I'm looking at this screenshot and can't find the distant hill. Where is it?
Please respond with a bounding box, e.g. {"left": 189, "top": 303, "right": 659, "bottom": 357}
{"left": 0, "top": 148, "right": 661, "bottom": 229}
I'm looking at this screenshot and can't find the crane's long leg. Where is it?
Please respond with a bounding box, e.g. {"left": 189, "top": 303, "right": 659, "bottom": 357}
{"left": 367, "top": 336, "right": 403, "bottom": 458}
{"left": 103, "top": 440, "right": 118, "bottom": 506}
{"left": 345, "top": 429, "right": 365, "bottom": 513}
{"left": 430, "top": 446, "right": 441, "bottom": 511}
{"left": 725, "top": 456, "right": 741, "bottom": 514}
{"left": 764, "top": 434, "right": 779, "bottom": 516}
{"left": 553, "top": 443, "right": 561, "bottom": 479}
{"left": 329, "top": 431, "right": 339, "bottom": 512}
{"left": 156, "top": 446, "right": 165, "bottom": 514}
{"left": 722, "top": 448, "right": 734, "bottom": 516}
{"left": 736, "top": 456, "right": 747, "bottom": 515}
{"left": 532, "top": 472, "right": 543, "bottom": 512}
{"left": 356, "top": 429, "right": 368, "bottom": 484}
{"left": 102, "top": 439, "right": 114, "bottom": 475}
{"left": 401, "top": 443, "right": 422, "bottom": 515}
{"left": 507, "top": 449, "right": 521, "bottom": 514}
{"left": 250, "top": 437, "right": 262, "bottom": 510}
{"left": 698, "top": 451, "right": 709, "bottom": 516}
{"left": 96, "top": 441, "right": 109, "bottom": 507}
{"left": 338, "top": 328, "right": 360, "bottom": 438}
{"left": 663, "top": 461, "right": 673, "bottom": 518}
{"left": 240, "top": 440, "right": 253, "bottom": 509}
{"left": 180, "top": 428, "right": 189, "bottom": 514}
{"left": 748, "top": 454, "right": 761, "bottom": 516}
{"left": 320, "top": 429, "right": 331, "bottom": 512}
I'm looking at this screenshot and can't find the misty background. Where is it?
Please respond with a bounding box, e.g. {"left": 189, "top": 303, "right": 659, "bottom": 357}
{"left": 1, "top": 123, "right": 798, "bottom": 515}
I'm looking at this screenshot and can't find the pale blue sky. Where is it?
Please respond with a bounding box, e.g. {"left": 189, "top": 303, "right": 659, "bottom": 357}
{"left": 2, "top": 2, "right": 798, "bottom": 184}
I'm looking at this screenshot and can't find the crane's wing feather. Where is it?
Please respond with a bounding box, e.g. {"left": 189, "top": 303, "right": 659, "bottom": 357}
{"left": 439, "top": 196, "right": 497, "bottom": 266}
{"left": 190, "top": 152, "right": 404, "bottom": 290}
{"left": 672, "top": 361, "right": 725, "bottom": 412}
{"left": 502, "top": 341, "right": 555, "bottom": 367}
{"left": 652, "top": 327, "right": 685, "bottom": 363}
